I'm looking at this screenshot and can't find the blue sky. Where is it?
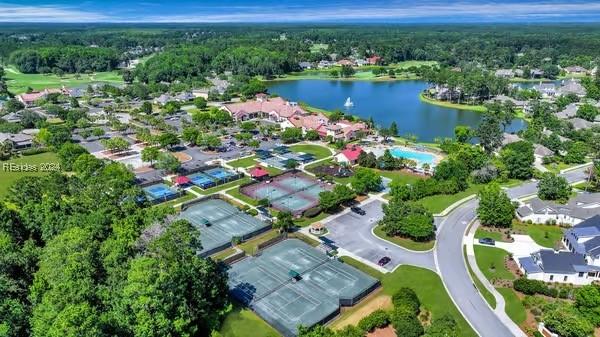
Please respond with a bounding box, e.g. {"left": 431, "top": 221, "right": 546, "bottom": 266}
{"left": 1, "top": 0, "right": 599, "bottom": 23}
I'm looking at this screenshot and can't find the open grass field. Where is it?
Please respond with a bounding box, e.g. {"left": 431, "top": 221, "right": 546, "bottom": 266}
{"left": 4, "top": 66, "right": 123, "bottom": 94}
{"left": 474, "top": 245, "right": 515, "bottom": 281}
{"left": 227, "top": 156, "right": 258, "bottom": 168}
{"left": 333, "top": 257, "right": 476, "bottom": 337}
{"left": 512, "top": 223, "right": 564, "bottom": 248}
{"left": 496, "top": 287, "right": 526, "bottom": 325}
{"left": 288, "top": 144, "right": 332, "bottom": 160}
{"left": 373, "top": 225, "right": 435, "bottom": 251}
{"left": 377, "top": 169, "right": 425, "bottom": 186}
{"left": 0, "top": 152, "right": 60, "bottom": 199}
{"left": 219, "top": 303, "right": 281, "bottom": 337}
{"left": 309, "top": 43, "right": 329, "bottom": 53}
{"left": 418, "top": 184, "right": 484, "bottom": 214}
{"left": 226, "top": 187, "right": 259, "bottom": 206}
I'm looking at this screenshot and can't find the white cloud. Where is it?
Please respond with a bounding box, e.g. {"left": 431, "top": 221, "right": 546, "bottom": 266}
{"left": 0, "top": 1, "right": 599, "bottom": 22}
{"left": 0, "top": 3, "right": 108, "bottom": 22}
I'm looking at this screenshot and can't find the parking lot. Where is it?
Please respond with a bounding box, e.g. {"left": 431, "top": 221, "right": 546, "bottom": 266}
{"left": 324, "top": 199, "right": 436, "bottom": 271}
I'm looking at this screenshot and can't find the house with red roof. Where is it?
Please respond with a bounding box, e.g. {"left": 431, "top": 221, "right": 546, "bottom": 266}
{"left": 367, "top": 56, "right": 382, "bottom": 65}
{"left": 222, "top": 94, "right": 310, "bottom": 122}
{"left": 335, "top": 145, "right": 363, "bottom": 165}
{"left": 17, "top": 88, "right": 68, "bottom": 107}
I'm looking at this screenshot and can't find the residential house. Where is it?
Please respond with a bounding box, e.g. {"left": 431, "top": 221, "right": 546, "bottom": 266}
{"left": 17, "top": 88, "right": 66, "bottom": 107}
{"left": 557, "top": 79, "right": 586, "bottom": 97}
{"left": 532, "top": 83, "right": 556, "bottom": 97}
{"left": 495, "top": 69, "right": 515, "bottom": 78}
{"left": 534, "top": 144, "right": 554, "bottom": 158}
{"left": 355, "top": 59, "right": 368, "bottom": 67}
{"left": 154, "top": 94, "right": 171, "bottom": 106}
{"left": 337, "top": 59, "right": 355, "bottom": 67}
{"left": 570, "top": 118, "right": 594, "bottom": 131}
{"left": 556, "top": 103, "right": 578, "bottom": 119}
{"left": 367, "top": 56, "right": 381, "bottom": 65}
{"left": 518, "top": 249, "right": 598, "bottom": 285}
{"left": 175, "top": 92, "right": 194, "bottom": 102}
{"left": 531, "top": 69, "right": 545, "bottom": 78}
{"left": 564, "top": 66, "right": 588, "bottom": 75}
{"left": 502, "top": 133, "right": 523, "bottom": 146}
{"left": 516, "top": 193, "right": 600, "bottom": 226}
{"left": 335, "top": 145, "right": 363, "bottom": 165}
{"left": 0, "top": 132, "right": 34, "bottom": 149}
{"left": 563, "top": 215, "right": 600, "bottom": 270}
{"left": 489, "top": 95, "right": 527, "bottom": 109}
{"left": 318, "top": 60, "right": 333, "bottom": 69}
{"left": 1, "top": 111, "right": 22, "bottom": 123}
{"left": 299, "top": 62, "right": 313, "bottom": 70}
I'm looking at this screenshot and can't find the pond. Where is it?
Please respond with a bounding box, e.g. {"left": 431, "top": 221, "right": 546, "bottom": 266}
{"left": 266, "top": 79, "right": 526, "bottom": 142}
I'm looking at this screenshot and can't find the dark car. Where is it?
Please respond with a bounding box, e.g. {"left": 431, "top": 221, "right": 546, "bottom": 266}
{"left": 478, "top": 237, "right": 496, "bottom": 246}
{"left": 350, "top": 206, "right": 366, "bottom": 215}
{"left": 378, "top": 256, "right": 391, "bottom": 266}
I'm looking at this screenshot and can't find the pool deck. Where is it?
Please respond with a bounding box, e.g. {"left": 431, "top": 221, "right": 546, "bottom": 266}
{"left": 363, "top": 144, "right": 443, "bottom": 167}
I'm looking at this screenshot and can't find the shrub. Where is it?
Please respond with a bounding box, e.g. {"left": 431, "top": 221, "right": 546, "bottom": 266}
{"left": 513, "top": 278, "right": 556, "bottom": 297}
{"left": 246, "top": 209, "right": 258, "bottom": 216}
{"left": 390, "top": 308, "right": 423, "bottom": 337}
{"left": 21, "top": 147, "right": 49, "bottom": 156}
{"left": 357, "top": 309, "right": 389, "bottom": 332}
{"left": 392, "top": 287, "right": 420, "bottom": 315}
{"left": 303, "top": 206, "right": 322, "bottom": 218}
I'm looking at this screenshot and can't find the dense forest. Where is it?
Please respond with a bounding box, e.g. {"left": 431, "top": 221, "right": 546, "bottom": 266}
{"left": 1, "top": 24, "right": 600, "bottom": 77}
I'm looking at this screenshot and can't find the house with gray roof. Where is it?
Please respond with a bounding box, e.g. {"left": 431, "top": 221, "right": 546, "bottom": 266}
{"left": 534, "top": 144, "right": 554, "bottom": 158}
{"left": 532, "top": 82, "right": 556, "bottom": 97}
{"left": 556, "top": 103, "right": 578, "bottom": 119}
{"left": 154, "top": 94, "right": 171, "bottom": 106}
{"left": 495, "top": 69, "right": 515, "bottom": 78}
{"left": 299, "top": 62, "right": 313, "bottom": 70}
{"left": 518, "top": 249, "right": 598, "bottom": 285}
{"left": 502, "top": 132, "right": 522, "bottom": 146}
{"left": 557, "top": 79, "right": 586, "bottom": 97}
{"left": 570, "top": 118, "right": 594, "bottom": 130}
{"left": 516, "top": 193, "right": 600, "bottom": 226}
{"left": 564, "top": 66, "right": 588, "bottom": 75}
{"left": 0, "top": 132, "right": 34, "bottom": 149}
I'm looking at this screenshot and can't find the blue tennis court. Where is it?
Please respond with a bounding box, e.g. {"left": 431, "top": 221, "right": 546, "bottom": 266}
{"left": 143, "top": 183, "right": 178, "bottom": 202}
{"left": 205, "top": 167, "right": 236, "bottom": 182}
{"left": 187, "top": 172, "right": 216, "bottom": 189}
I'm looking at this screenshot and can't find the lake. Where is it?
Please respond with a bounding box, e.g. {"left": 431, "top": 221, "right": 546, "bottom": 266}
{"left": 266, "top": 79, "right": 526, "bottom": 142}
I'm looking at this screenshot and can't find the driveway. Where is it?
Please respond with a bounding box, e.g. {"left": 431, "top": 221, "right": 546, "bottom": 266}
{"left": 476, "top": 234, "right": 545, "bottom": 258}
{"left": 324, "top": 199, "right": 436, "bottom": 271}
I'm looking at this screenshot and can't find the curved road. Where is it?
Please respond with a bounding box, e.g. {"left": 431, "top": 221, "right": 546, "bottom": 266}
{"left": 435, "top": 167, "right": 589, "bottom": 337}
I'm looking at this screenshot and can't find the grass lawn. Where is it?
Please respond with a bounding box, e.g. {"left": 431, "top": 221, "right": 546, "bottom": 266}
{"left": 294, "top": 211, "right": 330, "bottom": 227}
{"left": 237, "top": 229, "right": 281, "bottom": 255}
{"left": 474, "top": 245, "right": 515, "bottom": 281}
{"left": 219, "top": 303, "right": 280, "bottom": 337}
{"left": 543, "top": 162, "right": 577, "bottom": 174}
{"left": 264, "top": 166, "right": 283, "bottom": 176}
{"left": 474, "top": 228, "right": 508, "bottom": 243}
{"left": 210, "top": 247, "right": 239, "bottom": 261}
{"left": 309, "top": 43, "right": 328, "bottom": 53}
{"left": 463, "top": 246, "right": 496, "bottom": 309}
{"left": 377, "top": 169, "right": 426, "bottom": 185}
{"left": 373, "top": 225, "right": 435, "bottom": 251}
{"left": 419, "top": 93, "right": 487, "bottom": 113}
{"left": 4, "top": 66, "right": 123, "bottom": 94}
{"left": 288, "top": 144, "right": 332, "bottom": 160}
{"left": 512, "top": 223, "right": 564, "bottom": 248}
{"left": 496, "top": 288, "right": 526, "bottom": 325}
{"left": 418, "top": 184, "right": 484, "bottom": 214}
{"left": 331, "top": 257, "right": 475, "bottom": 337}
{"left": 228, "top": 156, "right": 258, "bottom": 168}
{"left": 226, "top": 187, "right": 259, "bottom": 206}
{"left": 0, "top": 152, "right": 60, "bottom": 199}
{"left": 381, "top": 265, "right": 477, "bottom": 337}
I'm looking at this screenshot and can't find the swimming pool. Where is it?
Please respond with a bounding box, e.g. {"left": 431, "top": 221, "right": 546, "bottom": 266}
{"left": 390, "top": 148, "right": 437, "bottom": 166}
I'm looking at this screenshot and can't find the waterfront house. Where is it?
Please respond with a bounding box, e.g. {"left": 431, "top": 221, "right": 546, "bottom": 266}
{"left": 532, "top": 83, "right": 556, "bottom": 97}
{"left": 495, "top": 69, "right": 515, "bottom": 78}
{"left": 557, "top": 79, "right": 586, "bottom": 97}
{"left": 299, "top": 61, "right": 313, "bottom": 70}
{"left": 564, "top": 66, "right": 588, "bottom": 75}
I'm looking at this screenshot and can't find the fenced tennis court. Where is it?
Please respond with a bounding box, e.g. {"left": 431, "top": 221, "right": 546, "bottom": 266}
{"left": 204, "top": 167, "right": 238, "bottom": 182}
{"left": 185, "top": 166, "right": 242, "bottom": 189}
{"left": 240, "top": 172, "right": 331, "bottom": 215}
{"left": 179, "top": 198, "right": 271, "bottom": 256}
{"left": 142, "top": 183, "right": 179, "bottom": 203}
{"left": 228, "top": 239, "right": 380, "bottom": 337}
{"left": 187, "top": 172, "right": 216, "bottom": 189}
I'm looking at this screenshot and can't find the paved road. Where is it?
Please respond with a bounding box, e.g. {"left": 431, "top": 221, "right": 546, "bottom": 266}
{"left": 435, "top": 166, "right": 589, "bottom": 337}
{"left": 324, "top": 199, "right": 436, "bottom": 272}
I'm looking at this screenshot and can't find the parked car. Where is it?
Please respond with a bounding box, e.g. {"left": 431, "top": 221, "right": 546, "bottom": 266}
{"left": 478, "top": 238, "right": 495, "bottom": 246}
{"left": 350, "top": 206, "right": 366, "bottom": 215}
{"left": 378, "top": 256, "right": 391, "bottom": 266}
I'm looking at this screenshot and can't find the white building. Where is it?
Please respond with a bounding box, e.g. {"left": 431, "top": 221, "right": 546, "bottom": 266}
{"left": 516, "top": 193, "right": 600, "bottom": 226}
{"left": 518, "top": 249, "right": 599, "bottom": 285}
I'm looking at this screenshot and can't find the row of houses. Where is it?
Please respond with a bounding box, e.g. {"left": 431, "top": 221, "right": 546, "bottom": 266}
{"left": 494, "top": 65, "right": 592, "bottom": 79}
{"left": 16, "top": 87, "right": 84, "bottom": 107}
{"left": 304, "top": 56, "right": 382, "bottom": 70}
{"left": 532, "top": 79, "right": 587, "bottom": 98}
{"left": 519, "top": 215, "right": 600, "bottom": 285}
{"left": 221, "top": 94, "right": 368, "bottom": 141}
